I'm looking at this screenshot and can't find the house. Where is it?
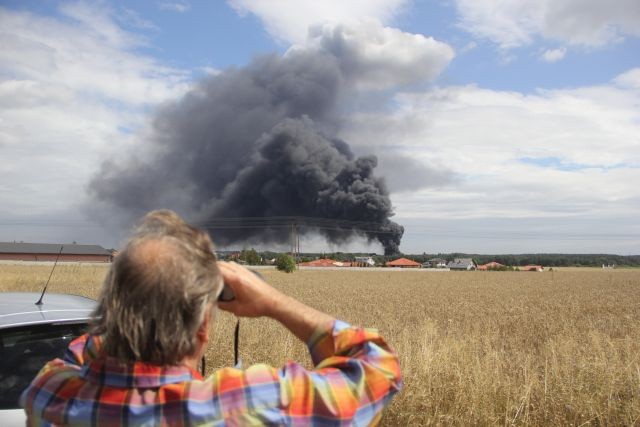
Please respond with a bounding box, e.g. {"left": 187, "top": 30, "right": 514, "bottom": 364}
{"left": 216, "top": 251, "right": 241, "bottom": 261}
{"left": 447, "top": 258, "right": 476, "bottom": 270}
{"left": 298, "top": 258, "right": 351, "bottom": 267}
{"left": 477, "top": 261, "right": 505, "bottom": 271}
{"left": 385, "top": 257, "right": 421, "bottom": 268}
{"left": 0, "top": 242, "right": 113, "bottom": 263}
{"left": 333, "top": 261, "right": 352, "bottom": 267}
{"left": 353, "top": 256, "right": 375, "bottom": 267}
{"left": 521, "top": 265, "right": 544, "bottom": 272}
{"left": 423, "top": 258, "right": 447, "bottom": 268}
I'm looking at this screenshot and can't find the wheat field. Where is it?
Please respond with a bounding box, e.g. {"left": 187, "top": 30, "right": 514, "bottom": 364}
{"left": 1, "top": 264, "right": 639, "bottom": 426}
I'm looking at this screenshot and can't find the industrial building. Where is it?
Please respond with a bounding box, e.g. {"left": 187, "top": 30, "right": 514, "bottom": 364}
{"left": 0, "top": 242, "right": 113, "bottom": 262}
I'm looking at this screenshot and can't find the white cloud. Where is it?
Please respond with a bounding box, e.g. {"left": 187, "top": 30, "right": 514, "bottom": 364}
{"left": 460, "top": 41, "right": 477, "bottom": 53}
{"left": 340, "top": 69, "right": 640, "bottom": 251}
{"left": 119, "top": 7, "right": 159, "bottom": 30}
{"left": 197, "top": 66, "right": 221, "bottom": 76}
{"left": 291, "top": 20, "right": 455, "bottom": 89}
{"left": 614, "top": 67, "right": 640, "bottom": 89}
{"left": 58, "top": 1, "right": 142, "bottom": 50}
{"left": 227, "top": 0, "right": 408, "bottom": 44}
{"left": 0, "top": 4, "right": 190, "bottom": 220}
{"left": 541, "top": 47, "right": 566, "bottom": 62}
{"left": 229, "top": 1, "right": 454, "bottom": 89}
{"left": 158, "top": 1, "right": 191, "bottom": 13}
{"left": 454, "top": 0, "right": 640, "bottom": 49}
{"left": 1, "top": 5, "right": 189, "bottom": 106}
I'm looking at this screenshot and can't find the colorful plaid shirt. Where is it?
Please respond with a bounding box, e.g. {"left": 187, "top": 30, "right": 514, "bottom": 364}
{"left": 21, "top": 320, "right": 402, "bottom": 426}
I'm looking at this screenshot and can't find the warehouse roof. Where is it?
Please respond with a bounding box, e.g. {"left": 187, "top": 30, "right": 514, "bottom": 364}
{"left": 0, "top": 242, "right": 111, "bottom": 255}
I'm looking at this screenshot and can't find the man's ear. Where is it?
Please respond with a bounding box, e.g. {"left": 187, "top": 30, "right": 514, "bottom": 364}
{"left": 197, "top": 307, "right": 213, "bottom": 343}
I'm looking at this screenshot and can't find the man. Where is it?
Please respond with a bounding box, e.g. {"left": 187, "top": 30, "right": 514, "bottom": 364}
{"left": 21, "top": 210, "right": 402, "bottom": 425}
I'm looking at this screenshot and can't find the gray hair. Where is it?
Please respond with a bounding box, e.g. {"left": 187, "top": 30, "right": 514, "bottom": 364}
{"left": 90, "top": 210, "right": 223, "bottom": 365}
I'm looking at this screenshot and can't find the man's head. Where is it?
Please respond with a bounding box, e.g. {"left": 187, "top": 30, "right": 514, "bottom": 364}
{"left": 90, "top": 210, "right": 223, "bottom": 365}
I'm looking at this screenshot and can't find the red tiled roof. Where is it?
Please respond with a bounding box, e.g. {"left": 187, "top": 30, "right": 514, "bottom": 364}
{"left": 521, "top": 265, "right": 543, "bottom": 271}
{"left": 477, "top": 261, "right": 505, "bottom": 270}
{"left": 385, "top": 257, "right": 421, "bottom": 267}
{"left": 298, "top": 258, "right": 351, "bottom": 267}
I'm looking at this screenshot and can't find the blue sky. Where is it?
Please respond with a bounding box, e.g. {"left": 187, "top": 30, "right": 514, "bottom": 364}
{"left": 1, "top": 0, "right": 639, "bottom": 254}
{"left": 7, "top": 0, "right": 638, "bottom": 91}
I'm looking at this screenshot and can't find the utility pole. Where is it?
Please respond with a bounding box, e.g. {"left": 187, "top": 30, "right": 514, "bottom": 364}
{"left": 290, "top": 220, "right": 299, "bottom": 269}
{"left": 291, "top": 221, "right": 297, "bottom": 258}
{"left": 296, "top": 225, "right": 300, "bottom": 269}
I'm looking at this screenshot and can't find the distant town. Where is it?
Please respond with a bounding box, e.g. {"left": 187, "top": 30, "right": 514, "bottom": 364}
{"left": 2, "top": 242, "right": 637, "bottom": 269}
{"left": 218, "top": 250, "right": 639, "bottom": 269}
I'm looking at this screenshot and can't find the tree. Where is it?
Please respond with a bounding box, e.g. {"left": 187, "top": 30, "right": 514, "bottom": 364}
{"left": 239, "top": 248, "right": 261, "bottom": 265}
{"left": 275, "top": 253, "right": 296, "bottom": 273}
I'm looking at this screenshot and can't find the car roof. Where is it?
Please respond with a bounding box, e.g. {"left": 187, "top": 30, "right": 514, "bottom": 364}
{"left": 0, "top": 292, "right": 95, "bottom": 330}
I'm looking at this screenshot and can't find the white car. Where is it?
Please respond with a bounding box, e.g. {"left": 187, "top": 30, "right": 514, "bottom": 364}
{"left": 0, "top": 292, "right": 95, "bottom": 425}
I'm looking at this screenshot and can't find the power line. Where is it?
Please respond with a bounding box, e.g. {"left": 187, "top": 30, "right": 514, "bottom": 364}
{"left": 195, "top": 216, "right": 399, "bottom": 235}
{"left": 1, "top": 216, "right": 635, "bottom": 241}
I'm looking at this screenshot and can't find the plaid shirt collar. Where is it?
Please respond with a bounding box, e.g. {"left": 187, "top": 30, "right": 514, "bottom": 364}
{"left": 79, "top": 334, "right": 203, "bottom": 388}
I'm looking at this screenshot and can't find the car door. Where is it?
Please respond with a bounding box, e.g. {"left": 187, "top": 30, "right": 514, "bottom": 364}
{"left": 0, "top": 322, "right": 88, "bottom": 420}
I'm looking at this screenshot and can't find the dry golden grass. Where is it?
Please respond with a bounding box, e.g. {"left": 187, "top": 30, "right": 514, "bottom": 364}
{"left": 2, "top": 264, "right": 639, "bottom": 425}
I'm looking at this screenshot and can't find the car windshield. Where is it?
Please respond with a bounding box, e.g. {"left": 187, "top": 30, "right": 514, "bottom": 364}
{"left": 0, "top": 323, "right": 87, "bottom": 409}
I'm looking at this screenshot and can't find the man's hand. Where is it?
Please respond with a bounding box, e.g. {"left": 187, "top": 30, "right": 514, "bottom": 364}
{"left": 217, "top": 261, "right": 335, "bottom": 343}
{"left": 217, "top": 261, "right": 283, "bottom": 317}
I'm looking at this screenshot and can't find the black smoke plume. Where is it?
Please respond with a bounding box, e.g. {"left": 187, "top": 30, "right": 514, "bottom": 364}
{"left": 89, "top": 48, "right": 404, "bottom": 254}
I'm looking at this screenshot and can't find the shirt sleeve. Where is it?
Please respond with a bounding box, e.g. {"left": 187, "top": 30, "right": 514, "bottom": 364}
{"left": 278, "top": 320, "right": 402, "bottom": 425}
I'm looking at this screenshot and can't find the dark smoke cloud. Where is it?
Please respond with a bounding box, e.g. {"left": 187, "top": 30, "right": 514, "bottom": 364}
{"left": 89, "top": 47, "right": 404, "bottom": 254}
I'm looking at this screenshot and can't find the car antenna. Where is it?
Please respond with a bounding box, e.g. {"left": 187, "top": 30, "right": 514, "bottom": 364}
{"left": 35, "top": 244, "right": 64, "bottom": 306}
